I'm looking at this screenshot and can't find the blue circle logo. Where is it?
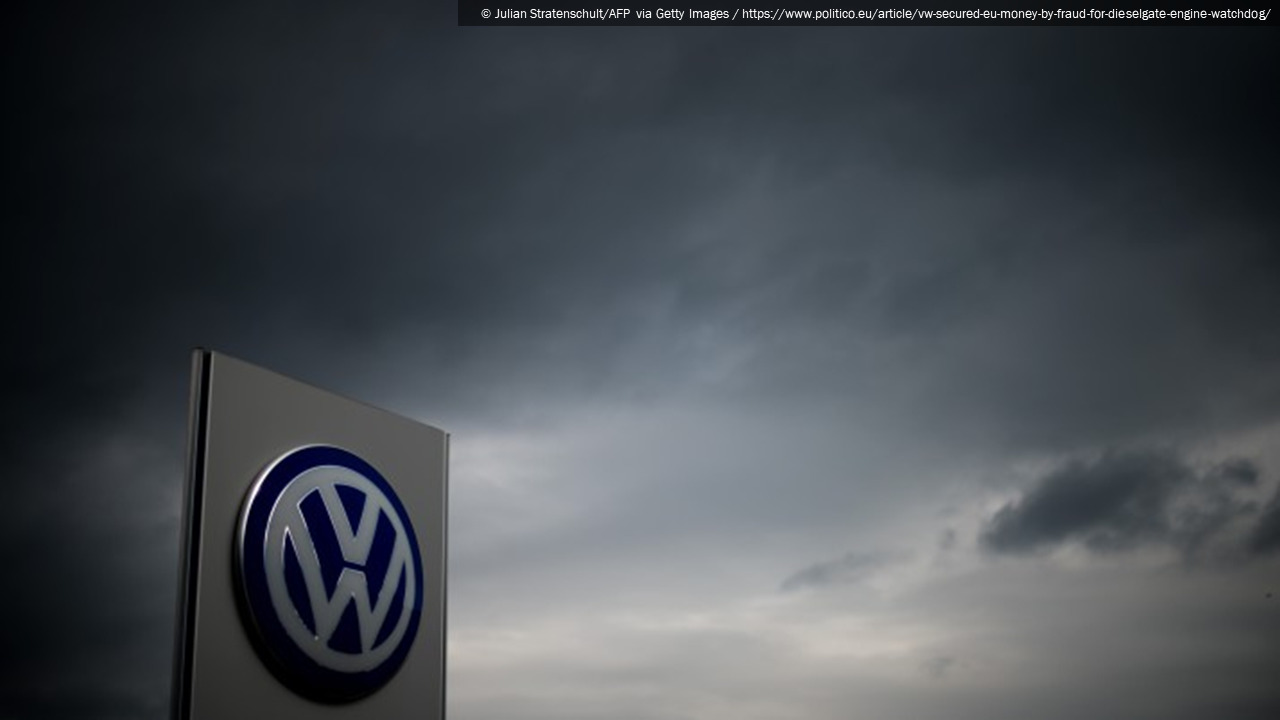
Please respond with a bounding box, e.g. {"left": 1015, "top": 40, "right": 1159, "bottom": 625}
{"left": 236, "top": 445, "right": 423, "bottom": 702}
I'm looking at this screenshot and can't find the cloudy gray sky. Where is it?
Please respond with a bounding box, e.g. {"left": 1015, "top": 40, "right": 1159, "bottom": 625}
{"left": 4, "top": 4, "right": 1279, "bottom": 719}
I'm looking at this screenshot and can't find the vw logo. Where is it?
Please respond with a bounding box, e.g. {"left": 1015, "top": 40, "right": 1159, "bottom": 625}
{"left": 236, "top": 445, "right": 424, "bottom": 702}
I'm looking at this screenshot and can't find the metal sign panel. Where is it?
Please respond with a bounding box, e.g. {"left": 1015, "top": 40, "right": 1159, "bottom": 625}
{"left": 172, "top": 350, "right": 447, "bottom": 719}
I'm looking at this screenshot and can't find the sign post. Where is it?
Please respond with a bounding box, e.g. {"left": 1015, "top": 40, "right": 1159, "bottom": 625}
{"left": 172, "top": 350, "right": 447, "bottom": 719}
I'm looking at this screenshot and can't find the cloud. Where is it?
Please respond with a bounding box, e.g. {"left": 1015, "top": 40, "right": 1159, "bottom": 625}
{"left": 981, "top": 451, "right": 1267, "bottom": 560}
{"left": 780, "top": 551, "right": 896, "bottom": 592}
{"left": 1248, "top": 489, "right": 1280, "bottom": 556}
{"left": 937, "top": 527, "right": 958, "bottom": 552}
{"left": 0, "top": 425, "right": 181, "bottom": 718}
{"left": 919, "top": 655, "right": 957, "bottom": 680}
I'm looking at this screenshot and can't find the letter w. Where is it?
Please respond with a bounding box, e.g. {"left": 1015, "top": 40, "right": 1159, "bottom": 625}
{"left": 285, "top": 486, "right": 410, "bottom": 653}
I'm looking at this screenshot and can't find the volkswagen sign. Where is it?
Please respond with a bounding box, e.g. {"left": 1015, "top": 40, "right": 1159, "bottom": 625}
{"left": 172, "top": 350, "right": 446, "bottom": 720}
{"left": 237, "top": 445, "right": 424, "bottom": 701}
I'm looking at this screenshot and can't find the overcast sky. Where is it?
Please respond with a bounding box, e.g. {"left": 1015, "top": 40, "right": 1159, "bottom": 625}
{"left": 4, "top": 4, "right": 1280, "bottom": 719}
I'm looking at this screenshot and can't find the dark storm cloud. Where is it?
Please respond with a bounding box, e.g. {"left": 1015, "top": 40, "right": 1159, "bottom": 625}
{"left": 705, "top": 29, "right": 1280, "bottom": 216}
{"left": 7, "top": 13, "right": 1279, "bottom": 447}
{"left": 1248, "top": 489, "right": 1280, "bottom": 556}
{"left": 981, "top": 451, "right": 1267, "bottom": 559}
{"left": 0, "top": 419, "right": 180, "bottom": 718}
{"left": 8, "top": 8, "right": 778, "bottom": 421}
{"left": 651, "top": 31, "right": 1280, "bottom": 455}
